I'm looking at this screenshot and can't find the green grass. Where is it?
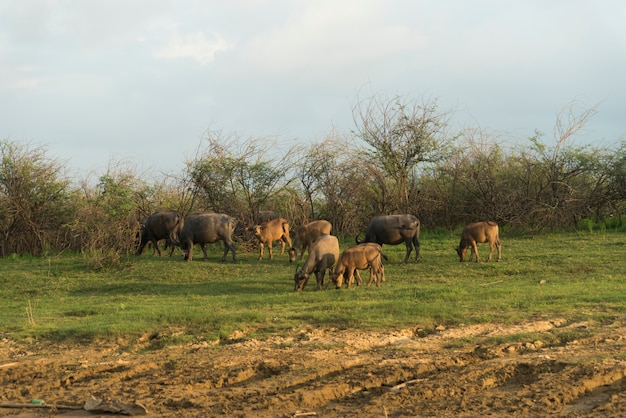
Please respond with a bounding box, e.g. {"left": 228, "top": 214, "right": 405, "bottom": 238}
{"left": 1, "top": 231, "right": 625, "bottom": 347}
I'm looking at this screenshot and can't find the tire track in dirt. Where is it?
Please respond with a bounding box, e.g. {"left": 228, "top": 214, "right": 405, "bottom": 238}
{"left": 1, "top": 317, "right": 625, "bottom": 417}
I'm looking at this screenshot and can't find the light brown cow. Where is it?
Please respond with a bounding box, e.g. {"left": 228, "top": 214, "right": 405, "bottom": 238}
{"left": 294, "top": 235, "right": 340, "bottom": 291}
{"left": 288, "top": 220, "right": 332, "bottom": 263}
{"left": 455, "top": 221, "right": 501, "bottom": 263}
{"left": 331, "top": 243, "right": 385, "bottom": 289}
{"left": 249, "top": 218, "right": 292, "bottom": 260}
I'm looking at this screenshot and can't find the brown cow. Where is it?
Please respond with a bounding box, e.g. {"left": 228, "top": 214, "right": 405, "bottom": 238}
{"left": 249, "top": 218, "right": 293, "bottom": 260}
{"left": 288, "top": 220, "right": 332, "bottom": 263}
{"left": 331, "top": 243, "right": 386, "bottom": 289}
{"left": 455, "top": 221, "right": 501, "bottom": 263}
{"left": 294, "top": 235, "right": 340, "bottom": 291}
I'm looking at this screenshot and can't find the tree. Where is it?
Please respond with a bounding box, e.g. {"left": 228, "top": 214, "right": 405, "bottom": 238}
{"left": 186, "top": 130, "right": 295, "bottom": 223}
{"left": 516, "top": 101, "right": 598, "bottom": 228}
{"left": 67, "top": 159, "right": 149, "bottom": 265}
{"left": 353, "top": 93, "right": 453, "bottom": 213}
{"left": 0, "top": 140, "right": 74, "bottom": 256}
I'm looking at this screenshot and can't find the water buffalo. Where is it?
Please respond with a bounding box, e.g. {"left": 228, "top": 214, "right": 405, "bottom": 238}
{"left": 179, "top": 213, "right": 237, "bottom": 262}
{"left": 249, "top": 217, "right": 292, "bottom": 260}
{"left": 455, "top": 221, "right": 501, "bottom": 263}
{"left": 294, "top": 235, "right": 340, "bottom": 291}
{"left": 357, "top": 214, "right": 420, "bottom": 263}
{"left": 136, "top": 211, "right": 184, "bottom": 257}
{"left": 332, "top": 243, "right": 385, "bottom": 289}
{"left": 288, "top": 220, "right": 332, "bottom": 263}
{"left": 255, "top": 210, "right": 279, "bottom": 224}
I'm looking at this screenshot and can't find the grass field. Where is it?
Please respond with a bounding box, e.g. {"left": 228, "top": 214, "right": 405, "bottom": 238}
{"left": 1, "top": 230, "right": 625, "bottom": 347}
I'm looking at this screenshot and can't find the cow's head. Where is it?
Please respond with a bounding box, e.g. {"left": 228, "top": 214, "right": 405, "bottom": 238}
{"left": 293, "top": 265, "right": 308, "bottom": 291}
{"left": 329, "top": 270, "right": 343, "bottom": 289}
{"left": 288, "top": 247, "right": 297, "bottom": 263}
{"left": 455, "top": 246, "right": 467, "bottom": 262}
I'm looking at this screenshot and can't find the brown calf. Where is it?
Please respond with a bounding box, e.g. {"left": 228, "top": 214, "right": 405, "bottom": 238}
{"left": 455, "top": 221, "right": 501, "bottom": 263}
{"left": 332, "top": 243, "right": 385, "bottom": 289}
{"left": 249, "top": 218, "right": 292, "bottom": 260}
{"left": 289, "top": 220, "right": 332, "bottom": 262}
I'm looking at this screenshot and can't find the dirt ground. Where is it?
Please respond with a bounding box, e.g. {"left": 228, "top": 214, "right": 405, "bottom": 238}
{"left": 1, "top": 317, "right": 625, "bottom": 417}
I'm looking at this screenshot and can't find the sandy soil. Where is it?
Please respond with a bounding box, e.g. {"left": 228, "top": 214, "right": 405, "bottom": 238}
{"left": 1, "top": 317, "right": 625, "bottom": 417}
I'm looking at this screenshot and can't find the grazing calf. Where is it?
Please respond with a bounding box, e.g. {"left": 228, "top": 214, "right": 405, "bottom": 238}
{"left": 332, "top": 243, "right": 385, "bottom": 289}
{"left": 249, "top": 218, "right": 292, "bottom": 260}
{"left": 289, "top": 220, "right": 332, "bottom": 262}
{"left": 294, "top": 235, "right": 340, "bottom": 291}
{"left": 455, "top": 221, "right": 501, "bottom": 263}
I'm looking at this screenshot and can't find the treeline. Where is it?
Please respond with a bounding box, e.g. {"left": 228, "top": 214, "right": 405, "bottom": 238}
{"left": 1, "top": 95, "right": 625, "bottom": 262}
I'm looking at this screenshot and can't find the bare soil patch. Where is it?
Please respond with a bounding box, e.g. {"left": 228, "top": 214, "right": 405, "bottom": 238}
{"left": 2, "top": 317, "right": 625, "bottom": 417}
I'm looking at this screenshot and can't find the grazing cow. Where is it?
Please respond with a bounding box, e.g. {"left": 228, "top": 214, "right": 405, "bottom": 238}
{"left": 248, "top": 218, "right": 292, "bottom": 260}
{"left": 357, "top": 214, "right": 421, "bottom": 263}
{"left": 294, "top": 235, "right": 340, "bottom": 291}
{"left": 288, "top": 220, "right": 332, "bottom": 263}
{"left": 332, "top": 243, "right": 386, "bottom": 289}
{"left": 136, "top": 211, "right": 184, "bottom": 257}
{"left": 455, "top": 221, "right": 501, "bottom": 263}
{"left": 255, "top": 210, "right": 279, "bottom": 224}
{"left": 179, "top": 213, "right": 237, "bottom": 262}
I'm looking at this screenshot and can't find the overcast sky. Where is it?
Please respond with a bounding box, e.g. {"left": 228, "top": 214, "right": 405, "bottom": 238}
{"left": 1, "top": 0, "right": 625, "bottom": 179}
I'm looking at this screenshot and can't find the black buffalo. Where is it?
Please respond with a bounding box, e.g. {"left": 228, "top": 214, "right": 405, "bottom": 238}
{"left": 357, "top": 214, "right": 420, "bottom": 263}
{"left": 179, "top": 213, "right": 237, "bottom": 262}
{"left": 136, "top": 211, "right": 184, "bottom": 256}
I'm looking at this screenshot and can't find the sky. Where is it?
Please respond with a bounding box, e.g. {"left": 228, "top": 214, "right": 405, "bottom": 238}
{"left": 1, "top": 0, "right": 625, "bottom": 179}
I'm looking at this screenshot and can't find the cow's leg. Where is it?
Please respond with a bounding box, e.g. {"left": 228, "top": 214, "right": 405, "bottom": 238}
{"left": 222, "top": 241, "right": 235, "bottom": 262}
{"left": 199, "top": 243, "right": 209, "bottom": 260}
{"left": 315, "top": 270, "right": 325, "bottom": 290}
{"left": 354, "top": 269, "right": 362, "bottom": 286}
{"left": 471, "top": 242, "right": 480, "bottom": 263}
{"left": 152, "top": 239, "right": 163, "bottom": 256}
{"left": 403, "top": 241, "right": 412, "bottom": 263}
{"left": 487, "top": 241, "right": 494, "bottom": 262}
{"left": 494, "top": 238, "right": 502, "bottom": 262}
{"left": 258, "top": 242, "right": 265, "bottom": 260}
{"left": 186, "top": 243, "right": 194, "bottom": 261}
{"left": 284, "top": 235, "right": 292, "bottom": 254}
{"left": 413, "top": 235, "right": 420, "bottom": 261}
{"left": 346, "top": 270, "right": 355, "bottom": 289}
{"left": 367, "top": 266, "right": 375, "bottom": 286}
{"left": 299, "top": 245, "right": 307, "bottom": 261}
{"left": 278, "top": 238, "right": 286, "bottom": 256}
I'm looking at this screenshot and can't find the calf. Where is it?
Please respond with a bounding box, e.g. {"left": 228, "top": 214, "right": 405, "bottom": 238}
{"left": 294, "top": 235, "right": 340, "bottom": 291}
{"left": 332, "top": 243, "right": 385, "bottom": 289}
{"left": 288, "top": 220, "right": 332, "bottom": 262}
{"left": 249, "top": 217, "right": 292, "bottom": 260}
{"left": 455, "top": 221, "right": 501, "bottom": 263}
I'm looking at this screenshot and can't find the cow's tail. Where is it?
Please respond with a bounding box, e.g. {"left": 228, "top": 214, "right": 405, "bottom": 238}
{"left": 169, "top": 213, "right": 184, "bottom": 246}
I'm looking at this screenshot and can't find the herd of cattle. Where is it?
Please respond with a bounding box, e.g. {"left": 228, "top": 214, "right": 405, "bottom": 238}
{"left": 137, "top": 211, "right": 502, "bottom": 291}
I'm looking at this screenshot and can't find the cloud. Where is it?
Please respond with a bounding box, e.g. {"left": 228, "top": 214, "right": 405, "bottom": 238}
{"left": 155, "top": 30, "right": 230, "bottom": 65}
{"left": 242, "top": 0, "right": 426, "bottom": 75}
